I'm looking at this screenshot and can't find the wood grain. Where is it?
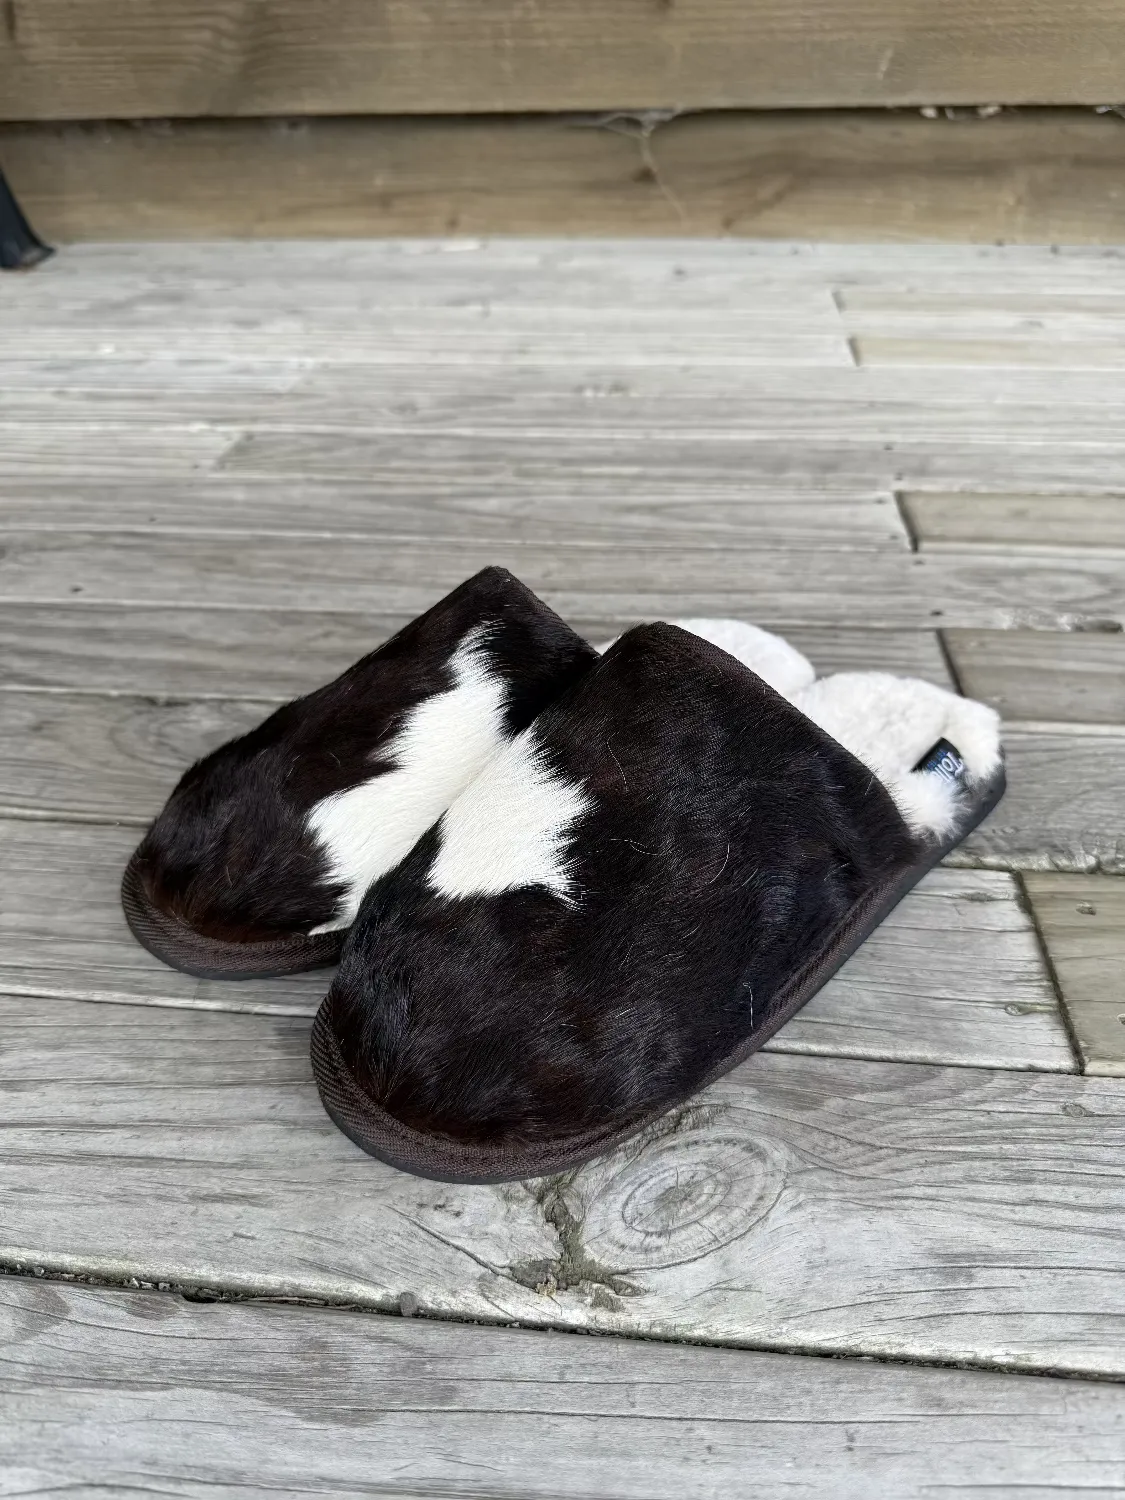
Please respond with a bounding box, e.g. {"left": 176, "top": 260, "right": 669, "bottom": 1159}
{"left": 3, "top": 4, "right": 1125, "bottom": 119}
{"left": 956, "top": 728, "right": 1125, "bottom": 875}
{"left": 0, "top": 994, "right": 1120, "bottom": 1374}
{"left": 9, "top": 238, "right": 1122, "bottom": 285}
{"left": 1, "top": 529, "right": 1123, "bottom": 631}
{"left": 944, "top": 628, "right": 1125, "bottom": 725}
{"left": 10, "top": 375, "right": 1125, "bottom": 448}
{"left": 905, "top": 492, "right": 1125, "bottom": 550}
{"left": 0, "top": 689, "right": 265, "bottom": 822}
{"left": 8, "top": 111, "right": 1125, "bottom": 244}
{"left": 1023, "top": 872, "right": 1125, "bottom": 1076}
{"left": 0, "top": 605, "right": 953, "bottom": 697}
{"left": 8, "top": 237, "right": 1125, "bottom": 296}
{"left": 0, "top": 819, "right": 1072, "bottom": 1072}
{"left": 0, "top": 478, "right": 907, "bottom": 554}
{"left": 855, "top": 337, "right": 1125, "bottom": 369}
{"left": 4, "top": 1280, "right": 1124, "bottom": 1500}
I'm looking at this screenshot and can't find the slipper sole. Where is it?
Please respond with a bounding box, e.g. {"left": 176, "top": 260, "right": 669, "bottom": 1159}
{"left": 121, "top": 853, "right": 345, "bottom": 981}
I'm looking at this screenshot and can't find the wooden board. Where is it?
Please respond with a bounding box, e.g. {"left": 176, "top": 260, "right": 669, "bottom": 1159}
{"left": 856, "top": 337, "right": 1125, "bottom": 370}
{"left": 1023, "top": 873, "right": 1125, "bottom": 1076}
{"left": 905, "top": 492, "right": 1125, "bottom": 550}
{"left": 0, "top": 604, "right": 953, "bottom": 697}
{"left": 0, "top": 994, "right": 1120, "bottom": 1374}
{"left": 2, "top": 4, "right": 1125, "bottom": 119}
{"left": 956, "top": 728, "right": 1125, "bottom": 875}
{"left": 8, "top": 237, "right": 1125, "bottom": 299}
{"left": 0, "top": 479, "right": 907, "bottom": 555}
{"left": 944, "top": 628, "right": 1125, "bottom": 726}
{"left": 11, "top": 372, "right": 1125, "bottom": 447}
{"left": 0, "top": 690, "right": 265, "bottom": 822}
{"left": 4, "top": 1281, "right": 1124, "bottom": 1500}
{"left": 1, "top": 528, "right": 1123, "bottom": 631}
{"left": 0, "top": 819, "right": 1073, "bottom": 1072}
{"left": 7, "top": 110, "right": 1125, "bottom": 244}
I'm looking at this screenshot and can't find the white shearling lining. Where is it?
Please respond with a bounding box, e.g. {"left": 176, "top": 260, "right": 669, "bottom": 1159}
{"left": 793, "top": 672, "right": 1002, "bottom": 839}
{"left": 599, "top": 619, "right": 816, "bottom": 700}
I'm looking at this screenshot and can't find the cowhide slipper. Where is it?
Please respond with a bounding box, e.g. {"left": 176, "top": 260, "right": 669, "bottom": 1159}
{"left": 121, "top": 568, "right": 598, "bottom": 979}
{"left": 312, "top": 621, "right": 1005, "bottom": 1183}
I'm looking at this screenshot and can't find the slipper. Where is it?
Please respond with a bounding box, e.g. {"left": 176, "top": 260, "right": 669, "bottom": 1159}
{"left": 312, "top": 620, "right": 1004, "bottom": 1183}
{"left": 121, "top": 568, "right": 598, "bottom": 979}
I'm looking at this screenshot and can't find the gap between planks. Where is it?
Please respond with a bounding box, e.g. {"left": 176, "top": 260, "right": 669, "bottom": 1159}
{"left": 4, "top": 1278, "right": 1124, "bottom": 1500}
{"left": 0, "top": 994, "right": 1119, "bottom": 1376}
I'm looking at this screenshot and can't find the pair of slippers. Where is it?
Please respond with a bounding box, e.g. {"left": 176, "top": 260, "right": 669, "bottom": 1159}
{"left": 123, "top": 568, "right": 1004, "bottom": 1183}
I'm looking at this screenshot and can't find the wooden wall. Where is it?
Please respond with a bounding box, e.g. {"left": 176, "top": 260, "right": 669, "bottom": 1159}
{"left": 3, "top": 0, "right": 1124, "bottom": 118}
{"left": 5, "top": 111, "right": 1125, "bottom": 244}
{"left": 3, "top": 1, "right": 1123, "bottom": 240}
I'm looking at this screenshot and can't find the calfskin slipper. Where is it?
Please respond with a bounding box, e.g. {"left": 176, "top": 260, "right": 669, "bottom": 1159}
{"left": 122, "top": 567, "right": 597, "bottom": 979}
{"left": 312, "top": 620, "right": 1005, "bottom": 1183}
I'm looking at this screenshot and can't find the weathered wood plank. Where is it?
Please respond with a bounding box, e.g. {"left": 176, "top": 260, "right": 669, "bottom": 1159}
{"left": 779, "top": 866, "right": 1072, "bottom": 1070}
{"left": 0, "top": 479, "right": 908, "bottom": 554}
{"left": 0, "top": 605, "right": 952, "bottom": 696}
{"left": 0, "top": 298, "right": 852, "bottom": 362}
{"left": 1, "top": 994, "right": 1121, "bottom": 1374}
{"left": 905, "top": 492, "right": 1125, "bottom": 551}
{"left": 2, "top": 2, "right": 1124, "bottom": 119}
{"left": 855, "top": 337, "right": 1125, "bottom": 369}
{"left": 9, "top": 238, "right": 1122, "bottom": 287}
{"left": 0, "top": 690, "right": 265, "bottom": 822}
{"left": 0, "top": 424, "right": 235, "bottom": 478}
{"left": 1023, "top": 873, "right": 1125, "bottom": 1077}
{"left": 955, "top": 729, "right": 1125, "bottom": 875}
{"left": 4, "top": 1281, "right": 1124, "bottom": 1500}
{"left": 0, "top": 819, "right": 1072, "bottom": 1072}
{"left": 4, "top": 237, "right": 1124, "bottom": 298}
{"left": 0, "top": 530, "right": 1123, "bottom": 631}
{"left": 217, "top": 429, "right": 1125, "bottom": 495}
{"left": 11, "top": 379, "right": 1125, "bottom": 449}
{"left": 945, "top": 628, "right": 1125, "bottom": 725}
{"left": 8, "top": 111, "right": 1125, "bottom": 245}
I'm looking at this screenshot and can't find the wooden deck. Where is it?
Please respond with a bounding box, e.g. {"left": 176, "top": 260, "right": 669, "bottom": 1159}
{"left": 1, "top": 239, "right": 1124, "bottom": 1496}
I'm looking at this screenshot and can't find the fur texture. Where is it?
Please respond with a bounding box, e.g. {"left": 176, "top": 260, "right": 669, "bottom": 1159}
{"left": 428, "top": 726, "right": 592, "bottom": 903}
{"left": 326, "top": 624, "right": 923, "bottom": 1148}
{"left": 793, "top": 672, "right": 1002, "bottom": 839}
{"left": 307, "top": 627, "right": 511, "bottom": 931}
{"left": 599, "top": 618, "right": 816, "bottom": 700}
{"left": 130, "top": 568, "right": 597, "bottom": 945}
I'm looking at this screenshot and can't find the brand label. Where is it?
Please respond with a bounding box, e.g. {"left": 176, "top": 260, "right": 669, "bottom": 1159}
{"left": 913, "top": 738, "right": 966, "bottom": 785}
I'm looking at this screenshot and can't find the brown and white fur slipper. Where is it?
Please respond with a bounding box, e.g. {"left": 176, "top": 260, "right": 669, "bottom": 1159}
{"left": 122, "top": 568, "right": 597, "bottom": 979}
{"left": 312, "top": 621, "right": 1004, "bottom": 1182}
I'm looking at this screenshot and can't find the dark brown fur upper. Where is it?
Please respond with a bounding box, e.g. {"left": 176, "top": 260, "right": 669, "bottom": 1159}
{"left": 129, "top": 568, "right": 597, "bottom": 942}
{"left": 327, "top": 623, "right": 922, "bottom": 1146}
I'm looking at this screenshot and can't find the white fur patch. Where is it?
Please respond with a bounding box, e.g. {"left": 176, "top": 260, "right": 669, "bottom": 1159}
{"left": 428, "top": 728, "right": 592, "bottom": 903}
{"left": 307, "top": 628, "right": 510, "bottom": 931}
{"left": 793, "top": 672, "right": 1002, "bottom": 838}
{"left": 598, "top": 618, "right": 816, "bottom": 699}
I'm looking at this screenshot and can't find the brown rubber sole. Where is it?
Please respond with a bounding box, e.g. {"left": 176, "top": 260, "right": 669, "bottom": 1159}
{"left": 121, "top": 853, "right": 345, "bottom": 980}
{"left": 311, "top": 764, "right": 1006, "bottom": 1184}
